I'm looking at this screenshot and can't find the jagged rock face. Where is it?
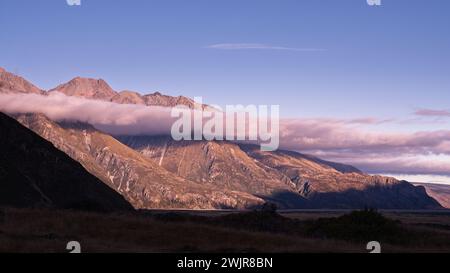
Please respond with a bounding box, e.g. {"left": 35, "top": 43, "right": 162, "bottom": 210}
{"left": 117, "top": 136, "right": 293, "bottom": 195}
{"left": 240, "top": 145, "right": 442, "bottom": 209}
{"left": 16, "top": 114, "right": 264, "bottom": 209}
{"left": 111, "top": 91, "right": 146, "bottom": 105}
{"left": 116, "top": 136, "right": 441, "bottom": 209}
{"left": 111, "top": 91, "right": 203, "bottom": 109}
{"left": 141, "top": 92, "right": 198, "bottom": 108}
{"left": 0, "top": 68, "right": 44, "bottom": 95}
{"left": 0, "top": 112, "right": 132, "bottom": 211}
{"left": 240, "top": 144, "right": 369, "bottom": 194}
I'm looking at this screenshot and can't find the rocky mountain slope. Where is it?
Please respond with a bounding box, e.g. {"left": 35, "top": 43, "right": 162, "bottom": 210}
{"left": 0, "top": 68, "right": 44, "bottom": 95}
{"left": 0, "top": 112, "right": 132, "bottom": 211}
{"left": 117, "top": 136, "right": 441, "bottom": 209}
{"left": 48, "top": 77, "right": 117, "bottom": 100}
{"left": 414, "top": 183, "right": 450, "bottom": 208}
{"left": 117, "top": 136, "right": 292, "bottom": 195}
{"left": 16, "top": 113, "right": 263, "bottom": 209}
{"left": 240, "top": 144, "right": 441, "bottom": 209}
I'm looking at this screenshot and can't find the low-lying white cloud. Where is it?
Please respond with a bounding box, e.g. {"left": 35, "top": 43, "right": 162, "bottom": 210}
{"left": 0, "top": 92, "right": 176, "bottom": 135}
{"left": 278, "top": 118, "right": 450, "bottom": 179}
{"left": 380, "top": 174, "right": 450, "bottom": 185}
{"left": 1, "top": 92, "right": 450, "bottom": 180}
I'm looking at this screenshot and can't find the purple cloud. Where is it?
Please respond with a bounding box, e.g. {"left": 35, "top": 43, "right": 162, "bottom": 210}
{"left": 415, "top": 108, "right": 450, "bottom": 117}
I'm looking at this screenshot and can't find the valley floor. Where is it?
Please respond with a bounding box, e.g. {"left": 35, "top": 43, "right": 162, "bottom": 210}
{"left": 1, "top": 208, "right": 450, "bottom": 253}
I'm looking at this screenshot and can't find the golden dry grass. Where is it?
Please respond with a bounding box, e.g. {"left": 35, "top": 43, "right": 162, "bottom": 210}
{"left": 1, "top": 208, "right": 450, "bottom": 253}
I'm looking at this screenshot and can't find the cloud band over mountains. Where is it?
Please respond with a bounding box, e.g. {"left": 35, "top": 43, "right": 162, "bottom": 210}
{"left": 0, "top": 93, "right": 175, "bottom": 135}
{"left": 1, "top": 92, "right": 450, "bottom": 178}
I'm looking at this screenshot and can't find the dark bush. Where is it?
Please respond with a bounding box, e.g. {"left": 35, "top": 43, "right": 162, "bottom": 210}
{"left": 305, "top": 209, "right": 411, "bottom": 244}
{"left": 260, "top": 202, "right": 278, "bottom": 214}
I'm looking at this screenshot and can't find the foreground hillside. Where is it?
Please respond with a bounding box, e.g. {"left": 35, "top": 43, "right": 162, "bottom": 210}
{"left": 0, "top": 113, "right": 132, "bottom": 211}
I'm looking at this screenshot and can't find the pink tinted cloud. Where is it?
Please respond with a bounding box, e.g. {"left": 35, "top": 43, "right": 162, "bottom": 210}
{"left": 1, "top": 93, "right": 450, "bottom": 176}
{"left": 415, "top": 108, "right": 450, "bottom": 117}
{"left": 0, "top": 92, "right": 176, "bottom": 135}
{"left": 279, "top": 118, "right": 450, "bottom": 154}
{"left": 278, "top": 118, "right": 450, "bottom": 175}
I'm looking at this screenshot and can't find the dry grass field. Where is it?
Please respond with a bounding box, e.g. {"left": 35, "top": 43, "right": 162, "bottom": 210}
{"left": 1, "top": 207, "right": 450, "bottom": 253}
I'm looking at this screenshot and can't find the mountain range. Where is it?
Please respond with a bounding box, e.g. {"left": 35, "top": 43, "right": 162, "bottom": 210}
{"left": 0, "top": 67, "right": 445, "bottom": 210}
{"left": 48, "top": 76, "right": 207, "bottom": 109}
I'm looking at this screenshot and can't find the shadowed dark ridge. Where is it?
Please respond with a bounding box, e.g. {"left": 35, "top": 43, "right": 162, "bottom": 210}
{"left": 261, "top": 182, "right": 442, "bottom": 209}
{"left": 0, "top": 112, "right": 133, "bottom": 212}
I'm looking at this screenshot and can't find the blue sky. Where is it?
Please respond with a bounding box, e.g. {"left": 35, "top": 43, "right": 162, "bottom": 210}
{"left": 1, "top": 0, "right": 449, "bottom": 118}
{"left": 1, "top": 0, "right": 450, "bottom": 182}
